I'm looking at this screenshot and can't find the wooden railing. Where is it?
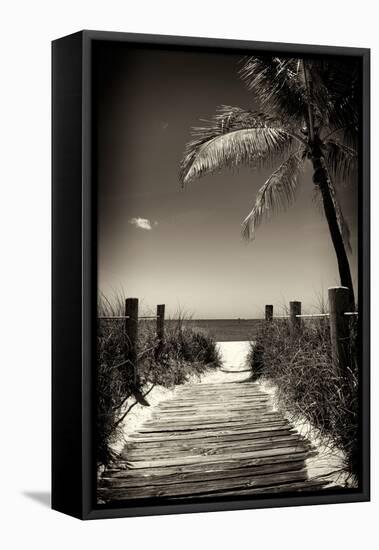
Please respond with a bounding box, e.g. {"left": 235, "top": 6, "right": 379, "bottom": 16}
{"left": 265, "top": 286, "right": 358, "bottom": 374}
{"left": 98, "top": 286, "right": 357, "bottom": 381}
{"left": 98, "top": 298, "right": 165, "bottom": 383}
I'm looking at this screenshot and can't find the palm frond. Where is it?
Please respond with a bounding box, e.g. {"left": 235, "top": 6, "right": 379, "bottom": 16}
{"left": 242, "top": 149, "right": 305, "bottom": 240}
{"left": 240, "top": 56, "right": 307, "bottom": 122}
{"left": 323, "top": 139, "right": 358, "bottom": 183}
{"left": 180, "top": 106, "right": 295, "bottom": 185}
{"left": 309, "top": 58, "right": 360, "bottom": 139}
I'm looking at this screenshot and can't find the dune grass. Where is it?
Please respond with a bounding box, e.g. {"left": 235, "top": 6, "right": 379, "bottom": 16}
{"left": 97, "top": 295, "right": 221, "bottom": 466}
{"left": 247, "top": 315, "right": 359, "bottom": 481}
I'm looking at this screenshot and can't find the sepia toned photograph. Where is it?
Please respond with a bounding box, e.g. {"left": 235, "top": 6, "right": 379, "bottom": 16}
{"left": 92, "top": 40, "right": 364, "bottom": 507}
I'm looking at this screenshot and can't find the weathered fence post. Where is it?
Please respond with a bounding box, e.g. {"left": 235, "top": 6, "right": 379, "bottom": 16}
{"left": 156, "top": 304, "right": 165, "bottom": 341}
{"left": 328, "top": 286, "right": 350, "bottom": 374}
{"left": 156, "top": 304, "right": 165, "bottom": 360}
{"left": 265, "top": 305, "right": 273, "bottom": 322}
{"left": 125, "top": 298, "right": 138, "bottom": 383}
{"left": 290, "top": 301, "right": 301, "bottom": 331}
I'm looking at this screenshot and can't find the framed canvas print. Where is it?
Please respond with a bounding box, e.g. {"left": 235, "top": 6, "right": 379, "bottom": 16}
{"left": 52, "top": 30, "right": 370, "bottom": 520}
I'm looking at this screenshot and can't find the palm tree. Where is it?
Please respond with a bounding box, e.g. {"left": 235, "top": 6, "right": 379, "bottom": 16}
{"left": 180, "top": 57, "right": 359, "bottom": 306}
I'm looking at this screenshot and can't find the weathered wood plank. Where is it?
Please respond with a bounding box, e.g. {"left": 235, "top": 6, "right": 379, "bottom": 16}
{"left": 125, "top": 446, "right": 313, "bottom": 469}
{"left": 126, "top": 441, "right": 311, "bottom": 463}
{"left": 99, "top": 470, "right": 309, "bottom": 500}
{"left": 172, "top": 479, "right": 328, "bottom": 499}
{"left": 101, "top": 460, "right": 305, "bottom": 487}
{"left": 157, "top": 404, "right": 270, "bottom": 413}
{"left": 151, "top": 410, "right": 272, "bottom": 421}
{"left": 127, "top": 433, "right": 308, "bottom": 452}
{"left": 136, "top": 421, "right": 291, "bottom": 434}
{"left": 160, "top": 396, "right": 269, "bottom": 404}
{"left": 127, "top": 427, "right": 297, "bottom": 446}
{"left": 142, "top": 415, "right": 284, "bottom": 425}
{"left": 151, "top": 405, "right": 270, "bottom": 420}
{"left": 104, "top": 451, "right": 315, "bottom": 476}
{"left": 126, "top": 436, "right": 307, "bottom": 455}
{"left": 129, "top": 422, "right": 290, "bottom": 440}
{"left": 140, "top": 417, "right": 286, "bottom": 431}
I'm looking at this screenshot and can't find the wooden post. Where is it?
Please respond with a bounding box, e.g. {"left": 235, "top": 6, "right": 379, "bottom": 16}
{"left": 290, "top": 301, "right": 301, "bottom": 331}
{"left": 265, "top": 305, "right": 273, "bottom": 321}
{"left": 328, "top": 286, "right": 350, "bottom": 374}
{"left": 155, "top": 304, "right": 165, "bottom": 360}
{"left": 125, "top": 298, "right": 138, "bottom": 383}
{"left": 156, "top": 304, "right": 165, "bottom": 341}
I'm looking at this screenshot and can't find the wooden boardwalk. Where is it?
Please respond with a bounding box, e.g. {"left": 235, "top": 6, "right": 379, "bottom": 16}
{"left": 99, "top": 378, "right": 327, "bottom": 503}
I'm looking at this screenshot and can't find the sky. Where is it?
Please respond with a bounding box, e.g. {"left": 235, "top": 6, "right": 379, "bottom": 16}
{"left": 94, "top": 42, "right": 358, "bottom": 319}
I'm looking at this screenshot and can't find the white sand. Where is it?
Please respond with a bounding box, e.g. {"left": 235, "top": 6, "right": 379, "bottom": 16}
{"left": 198, "top": 341, "right": 253, "bottom": 384}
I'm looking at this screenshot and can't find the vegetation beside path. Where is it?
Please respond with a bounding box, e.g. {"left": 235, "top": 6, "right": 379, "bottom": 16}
{"left": 97, "top": 295, "right": 221, "bottom": 466}
{"left": 248, "top": 316, "right": 359, "bottom": 482}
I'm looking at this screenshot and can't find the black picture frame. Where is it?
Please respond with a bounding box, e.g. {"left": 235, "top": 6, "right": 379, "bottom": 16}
{"left": 52, "top": 30, "right": 370, "bottom": 520}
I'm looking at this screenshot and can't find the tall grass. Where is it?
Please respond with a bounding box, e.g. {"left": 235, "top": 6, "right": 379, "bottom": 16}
{"left": 97, "top": 295, "right": 221, "bottom": 466}
{"left": 248, "top": 316, "right": 359, "bottom": 480}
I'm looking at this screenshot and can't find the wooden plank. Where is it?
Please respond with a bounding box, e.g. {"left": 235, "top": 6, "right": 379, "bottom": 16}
{"left": 105, "top": 452, "right": 315, "bottom": 477}
{"left": 161, "top": 404, "right": 269, "bottom": 411}
{"left": 164, "top": 390, "right": 267, "bottom": 398}
{"left": 127, "top": 433, "right": 306, "bottom": 450}
{"left": 149, "top": 409, "right": 280, "bottom": 419}
{"left": 172, "top": 479, "right": 327, "bottom": 499}
{"left": 154, "top": 405, "right": 272, "bottom": 415}
{"left": 165, "top": 391, "right": 270, "bottom": 405}
{"left": 140, "top": 416, "right": 286, "bottom": 430}
{"left": 161, "top": 396, "right": 269, "bottom": 404}
{"left": 129, "top": 422, "right": 290, "bottom": 440}
{"left": 173, "top": 391, "right": 264, "bottom": 397}
{"left": 134, "top": 425, "right": 290, "bottom": 437}
{"left": 138, "top": 419, "right": 290, "bottom": 433}
{"left": 176, "top": 383, "right": 262, "bottom": 387}
{"left": 127, "top": 427, "right": 297, "bottom": 445}
{"left": 151, "top": 415, "right": 273, "bottom": 422}
{"left": 99, "top": 470, "right": 308, "bottom": 500}
{"left": 165, "top": 392, "right": 270, "bottom": 405}
{"left": 126, "top": 434, "right": 306, "bottom": 455}
{"left": 143, "top": 413, "right": 284, "bottom": 424}
{"left": 157, "top": 399, "right": 271, "bottom": 412}
{"left": 127, "top": 438, "right": 309, "bottom": 458}
{"left": 145, "top": 412, "right": 281, "bottom": 421}
{"left": 145, "top": 411, "right": 283, "bottom": 423}
{"left": 159, "top": 403, "right": 271, "bottom": 409}
{"left": 101, "top": 460, "right": 305, "bottom": 488}
{"left": 126, "top": 439, "right": 310, "bottom": 462}
{"left": 151, "top": 403, "right": 274, "bottom": 410}
{"left": 125, "top": 446, "right": 313, "bottom": 469}
{"left": 103, "top": 451, "right": 315, "bottom": 476}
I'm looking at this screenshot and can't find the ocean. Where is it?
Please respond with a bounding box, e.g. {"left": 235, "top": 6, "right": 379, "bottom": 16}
{"left": 165, "top": 319, "right": 262, "bottom": 342}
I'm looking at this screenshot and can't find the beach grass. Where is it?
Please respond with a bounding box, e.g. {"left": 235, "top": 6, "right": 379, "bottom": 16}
{"left": 97, "top": 295, "right": 221, "bottom": 466}
{"left": 247, "top": 315, "right": 359, "bottom": 480}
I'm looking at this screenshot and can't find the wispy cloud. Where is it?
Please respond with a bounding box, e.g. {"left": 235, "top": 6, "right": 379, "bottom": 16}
{"left": 129, "top": 217, "right": 157, "bottom": 231}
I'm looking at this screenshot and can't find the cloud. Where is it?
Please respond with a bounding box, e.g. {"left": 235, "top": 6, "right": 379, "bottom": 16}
{"left": 129, "top": 217, "right": 156, "bottom": 231}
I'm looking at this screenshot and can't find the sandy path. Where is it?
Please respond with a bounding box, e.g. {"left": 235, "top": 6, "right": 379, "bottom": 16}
{"left": 109, "top": 341, "right": 351, "bottom": 490}
{"left": 111, "top": 341, "right": 251, "bottom": 451}
{"left": 100, "top": 373, "right": 324, "bottom": 502}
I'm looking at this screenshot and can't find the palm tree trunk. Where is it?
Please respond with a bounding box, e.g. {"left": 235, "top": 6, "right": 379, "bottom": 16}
{"left": 311, "top": 153, "right": 355, "bottom": 308}
{"left": 302, "top": 60, "right": 355, "bottom": 307}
